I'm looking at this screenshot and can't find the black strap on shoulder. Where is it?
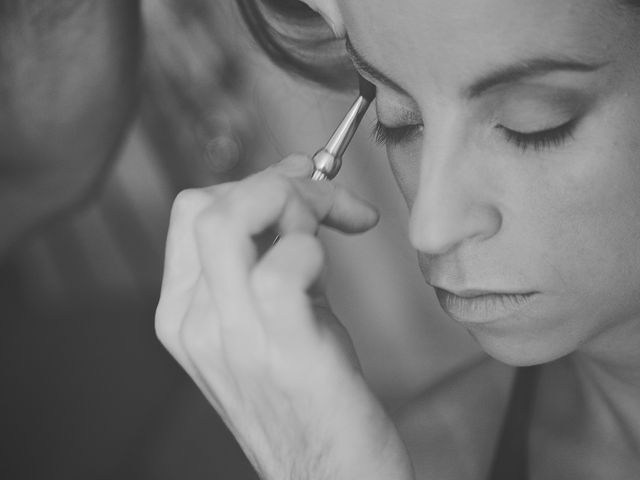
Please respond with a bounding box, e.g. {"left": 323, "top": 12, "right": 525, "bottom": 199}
{"left": 486, "top": 365, "right": 541, "bottom": 480}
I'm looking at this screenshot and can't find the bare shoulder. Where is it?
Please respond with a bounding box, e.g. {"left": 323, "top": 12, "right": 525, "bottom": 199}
{"left": 392, "top": 356, "right": 515, "bottom": 480}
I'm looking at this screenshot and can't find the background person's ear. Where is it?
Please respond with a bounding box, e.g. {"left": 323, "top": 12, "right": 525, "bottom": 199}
{"left": 298, "top": 0, "right": 346, "bottom": 37}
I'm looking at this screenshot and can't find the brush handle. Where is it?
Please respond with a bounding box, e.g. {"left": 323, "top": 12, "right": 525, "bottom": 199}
{"left": 310, "top": 94, "right": 372, "bottom": 181}
{"left": 324, "top": 96, "right": 371, "bottom": 159}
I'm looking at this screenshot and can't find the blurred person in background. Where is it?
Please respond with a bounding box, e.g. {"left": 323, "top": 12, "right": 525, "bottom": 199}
{"left": 0, "top": 1, "right": 260, "bottom": 478}
{"left": 0, "top": 0, "right": 139, "bottom": 257}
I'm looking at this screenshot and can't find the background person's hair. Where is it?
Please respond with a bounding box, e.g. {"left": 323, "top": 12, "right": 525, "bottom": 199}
{"left": 236, "top": 0, "right": 356, "bottom": 91}
{"left": 141, "top": 0, "right": 259, "bottom": 186}
{"left": 140, "top": 0, "right": 359, "bottom": 188}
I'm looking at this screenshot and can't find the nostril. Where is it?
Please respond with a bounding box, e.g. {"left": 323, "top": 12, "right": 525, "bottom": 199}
{"left": 409, "top": 222, "right": 458, "bottom": 256}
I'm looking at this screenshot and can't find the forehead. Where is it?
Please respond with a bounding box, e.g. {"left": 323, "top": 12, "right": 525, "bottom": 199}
{"left": 339, "top": 0, "right": 638, "bottom": 92}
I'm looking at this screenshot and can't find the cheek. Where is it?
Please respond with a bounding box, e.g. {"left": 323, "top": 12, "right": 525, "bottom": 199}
{"left": 531, "top": 128, "right": 640, "bottom": 320}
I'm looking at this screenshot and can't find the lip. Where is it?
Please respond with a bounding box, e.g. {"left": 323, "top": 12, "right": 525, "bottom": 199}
{"left": 433, "top": 286, "right": 538, "bottom": 324}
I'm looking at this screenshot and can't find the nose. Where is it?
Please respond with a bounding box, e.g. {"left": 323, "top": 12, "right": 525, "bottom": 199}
{"left": 408, "top": 141, "right": 502, "bottom": 256}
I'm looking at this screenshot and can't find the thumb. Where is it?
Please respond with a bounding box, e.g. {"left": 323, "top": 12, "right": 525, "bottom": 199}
{"left": 271, "top": 155, "right": 380, "bottom": 234}
{"left": 295, "top": 178, "right": 380, "bottom": 234}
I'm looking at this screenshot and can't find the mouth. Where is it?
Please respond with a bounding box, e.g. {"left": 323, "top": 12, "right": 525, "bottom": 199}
{"left": 433, "top": 286, "right": 538, "bottom": 324}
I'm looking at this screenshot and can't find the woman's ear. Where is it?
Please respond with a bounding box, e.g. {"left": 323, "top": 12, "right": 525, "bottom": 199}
{"left": 298, "top": 0, "right": 346, "bottom": 37}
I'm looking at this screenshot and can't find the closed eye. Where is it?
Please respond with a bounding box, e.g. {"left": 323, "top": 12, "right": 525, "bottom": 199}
{"left": 497, "top": 119, "right": 578, "bottom": 152}
{"left": 372, "top": 118, "right": 578, "bottom": 152}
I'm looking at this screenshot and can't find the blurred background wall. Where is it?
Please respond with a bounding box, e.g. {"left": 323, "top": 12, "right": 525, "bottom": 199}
{"left": 0, "top": 1, "right": 481, "bottom": 478}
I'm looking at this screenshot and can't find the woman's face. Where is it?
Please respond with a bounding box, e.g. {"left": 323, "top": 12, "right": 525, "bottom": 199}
{"left": 339, "top": 0, "right": 640, "bottom": 365}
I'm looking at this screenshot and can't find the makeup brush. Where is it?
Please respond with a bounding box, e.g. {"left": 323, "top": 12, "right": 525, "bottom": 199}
{"left": 269, "top": 76, "right": 376, "bottom": 247}
{"left": 311, "top": 75, "right": 376, "bottom": 181}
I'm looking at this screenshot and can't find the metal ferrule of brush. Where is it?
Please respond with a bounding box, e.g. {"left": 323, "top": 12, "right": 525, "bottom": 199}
{"left": 311, "top": 95, "right": 372, "bottom": 181}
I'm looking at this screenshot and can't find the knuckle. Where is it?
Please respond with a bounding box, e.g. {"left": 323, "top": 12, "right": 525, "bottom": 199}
{"left": 171, "top": 188, "right": 209, "bottom": 217}
{"left": 193, "top": 201, "right": 230, "bottom": 240}
{"left": 179, "top": 318, "right": 211, "bottom": 359}
{"left": 154, "top": 303, "right": 177, "bottom": 349}
{"left": 238, "top": 172, "right": 297, "bottom": 213}
{"left": 260, "top": 172, "right": 295, "bottom": 200}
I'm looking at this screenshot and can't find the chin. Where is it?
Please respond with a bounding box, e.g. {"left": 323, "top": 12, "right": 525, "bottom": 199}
{"left": 465, "top": 325, "right": 579, "bottom": 367}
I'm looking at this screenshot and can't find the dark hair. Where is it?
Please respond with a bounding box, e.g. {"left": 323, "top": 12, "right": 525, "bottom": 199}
{"left": 236, "top": 0, "right": 356, "bottom": 91}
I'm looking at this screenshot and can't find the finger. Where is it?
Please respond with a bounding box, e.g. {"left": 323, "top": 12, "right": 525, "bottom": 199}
{"left": 251, "top": 233, "right": 325, "bottom": 349}
{"left": 176, "top": 276, "right": 221, "bottom": 369}
{"left": 222, "top": 172, "right": 379, "bottom": 239}
{"left": 156, "top": 188, "right": 212, "bottom": 350}
{"left": 158, "top": 184, "right": 234, "bottom": 303}
{"left": 269, "top": 154, "right": 380, "bottom": 234}
{"left": 157, "top": 274, "right": 227, "bottom": 414}
{"left": 194, "top": 173, "right": 320, "bottom": 323}
{"left": 290, "top": 178, "right": 379, "bottom": 234}
{"left": 266, "top": 153, "right": 315, "bottom": 178}
{"left": 178, "top": 276, "right": 229, "bottom": 414}
{"left": 193, "top": 172, "right": 325, "bottom": 350}
{"left": 156, "top": 185, "right": 233, "bottom": 364}
{"left": 161, "top": 189, "right": 209, "bottom": 291}
{"left": 192, "top": 168, "right": 374, "bottom": 331}
{"left": 194, "top": 199, "right": 262, "bottom": 340}
{"left": 220, "top": 172, "right": 315, "bottom": 237}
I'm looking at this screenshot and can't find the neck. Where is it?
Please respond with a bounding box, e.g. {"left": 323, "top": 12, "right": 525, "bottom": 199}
{"left": 570, "top": 316, "right": 640, "bottom": 447}
{"left": 577, "top": 315, "right": 640, "bottom": 391}
{"left": 532, "top": 319, "right": 640, "bottom": 479}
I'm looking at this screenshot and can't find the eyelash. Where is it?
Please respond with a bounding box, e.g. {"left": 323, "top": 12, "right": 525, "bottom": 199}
{"left": 372, "top": 119, "right": 578, "bottom": 152}
{"left": 372, "top": 121, "right": 423, "bottom": 146}
{"left": 498, "top": 119, "right": 577, "bottom": 152}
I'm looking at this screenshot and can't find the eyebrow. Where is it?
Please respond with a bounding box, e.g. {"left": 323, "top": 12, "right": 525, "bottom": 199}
{"left": 345, "top": 36, "right": 607, "bottom": 100}
{"left": 466, "top": 57, "right": 607, "bottom": 98}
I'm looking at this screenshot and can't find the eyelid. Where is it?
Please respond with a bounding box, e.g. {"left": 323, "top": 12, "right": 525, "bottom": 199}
{"left": 498, "top": 118, "right": 578, "bottom": 152}
{"left": 495, "top": 86, "right": 591, "bottom": 133}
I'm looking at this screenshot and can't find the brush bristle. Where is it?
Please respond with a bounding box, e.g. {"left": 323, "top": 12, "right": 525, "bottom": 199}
{"left": 358, "top": 74, "right": 376, "bottom": 102}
